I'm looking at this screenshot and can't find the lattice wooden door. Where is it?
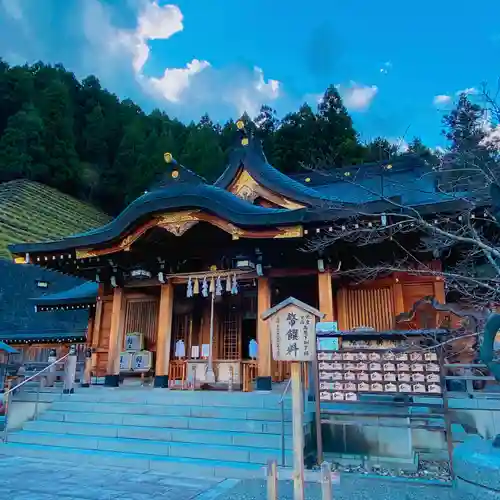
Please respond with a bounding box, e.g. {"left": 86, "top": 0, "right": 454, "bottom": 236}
{"left": 172, "top": 313, "right": 191, "bottom": 356}
{"left": 219, "top": 309, "right": 242, "bottom": 360}
{"left": 337, "top": 287, "right": 394, "bottom": 331}
{"left": 123, "top": 298, "right": 159, "bottom": 351}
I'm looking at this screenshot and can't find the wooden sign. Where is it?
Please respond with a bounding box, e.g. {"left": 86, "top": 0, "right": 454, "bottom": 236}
{"left": 262, "top": 297, "right": 324, "bottom": 500}
{"left": 262, "top": 297, "right": 324, "bottom": 362}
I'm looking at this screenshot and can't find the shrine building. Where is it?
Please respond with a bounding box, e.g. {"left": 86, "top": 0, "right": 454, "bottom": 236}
{"left": 9, "top": 124, "right": 458, "bottom": 391}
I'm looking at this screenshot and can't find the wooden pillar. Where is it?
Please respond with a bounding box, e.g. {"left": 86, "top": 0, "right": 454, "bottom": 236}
{"left": 105, "top": 287, "right": 125, "bottom": 387}
{"left": 257, "top": 277, "right": 272, "bottom": 390}
{"left": 393, "top": 279, "right": 405, "bottom": 314}
{"left": 318, "top": 272, "right": 334, "bottom": 322}
{"left": 433, "top": 278, "right": 446, "bottom": 327}
{"left": 433, "top": 278, "right": 446, "bottom": 303}
{"left": 154, "top": 283, "right": 174, "bottom": 388}
{"left": 91, "top": 285, "right": 104, "bottom": 375}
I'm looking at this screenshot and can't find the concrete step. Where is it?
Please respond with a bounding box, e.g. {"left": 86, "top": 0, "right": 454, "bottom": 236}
{"left": 37, "top": 410, "right": 293, "bottom": 434}
{"left": 48, "top": 400, "right": 293, "bottom": 421}
{"left": 46, "top": 388, "right": 294, "bottom": 409}
{"left": 23, "top": 420, "right": 294, "bottom": 450}
{"left": 0, "top": 442, "right": 266, "bottom": 479}
{"left": 7, "top": 431, "right": 293, "bottom": 466}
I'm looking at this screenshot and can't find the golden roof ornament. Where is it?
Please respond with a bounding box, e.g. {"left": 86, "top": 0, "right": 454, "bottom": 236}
{"left": 236, "top": 120, "right": 245, "bottom": 130}
{"left": 164, "top": 152, "right": 173, "bottom": 163}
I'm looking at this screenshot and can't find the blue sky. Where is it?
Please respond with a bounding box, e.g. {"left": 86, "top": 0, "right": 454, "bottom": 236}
{"left": 1, "top": 0, "right": 499, "bottom": 150}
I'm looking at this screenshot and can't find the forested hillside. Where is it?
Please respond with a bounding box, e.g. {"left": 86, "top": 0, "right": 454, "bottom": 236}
{"left": 0, "top": 59, "right": 437, "bottom": 216}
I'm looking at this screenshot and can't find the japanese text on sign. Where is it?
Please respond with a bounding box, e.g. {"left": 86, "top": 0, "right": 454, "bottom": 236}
{"left": 270, "top": 305, "right": 316, "bottom": 362}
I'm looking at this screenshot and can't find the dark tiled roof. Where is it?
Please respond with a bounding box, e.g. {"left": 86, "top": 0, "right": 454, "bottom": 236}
{"left": 148, "top": 158, "right": 206, "bottom": 191}
{"left": 0, "top": 260, "right": 89, "bottom": 340}
{"left": 290, "top": 155, "right": 455, "bottom": 207}
{"left": 214, "top": 138, "right": 331, "bottom": 206}
{"left": 31, "top": 281, "right": 98, "bottom": 308}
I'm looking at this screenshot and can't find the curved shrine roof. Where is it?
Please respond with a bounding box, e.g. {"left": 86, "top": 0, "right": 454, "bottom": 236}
{"left": 10, "top": 183, "right": 324, "bottom": 254}
{"left": 8, "top": 141, "right": 463, "bottom": 258}
{"left": 214, "top": 138, "right": 333, "bottom": 206}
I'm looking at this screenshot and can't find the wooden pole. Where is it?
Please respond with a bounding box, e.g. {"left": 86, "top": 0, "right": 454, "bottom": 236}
{"left": 291, "top": 361, "right": 305, "bottom": 500}
{"left": 267, "top": 459, "right": 278, "bottom": 500}
{"left": 320, "top": 461, "right": 332, "bottom": 500}
{"left": 312, "top": 356, "right": 324, "bottom": 464}
{"left": 206, "top": 290, "right": 216, "bottom": 383}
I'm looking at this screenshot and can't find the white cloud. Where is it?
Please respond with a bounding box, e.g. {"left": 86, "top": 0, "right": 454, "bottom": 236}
{"left": 1, "top": 0, "right": 23, "bottom": 20}
{"left": 254, "top": 66, "right": 280, "bottom": 100}
{"left": 481, "top": 125, "right": 500, "bottom": 150}
{"left": 433, "top": 94, "right": 452, "bottom": 106}
{"left": 97, "top": 1, "right": 282, "bottom": 114}
{"left": 339, "top": 82, "right": 378, "bottom": 111}
{"left": 456, "top": 87, "right": 478, "bottom": 96}
{"left": 388, "top": 137, "right": 408, "bottom": 153}
{"left": 121, "top": 2, "right": 184, "bottom": 74}
{"left": 149, "top": 59, "right": 210, "bottom": 102}
{"left": 479, "top": 113, "right": 500, "bottom": 151}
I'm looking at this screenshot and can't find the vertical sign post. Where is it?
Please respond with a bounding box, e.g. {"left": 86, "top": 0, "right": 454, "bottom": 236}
{"left": 262, "top": 297, "right": 324, "bottom": 500}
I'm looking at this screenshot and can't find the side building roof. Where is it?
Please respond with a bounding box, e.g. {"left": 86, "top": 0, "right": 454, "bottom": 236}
{"left": 0, "top": 180, "right": 109, "bottom": 343}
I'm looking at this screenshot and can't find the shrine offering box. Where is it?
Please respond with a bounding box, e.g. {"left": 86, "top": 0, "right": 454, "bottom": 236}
{"left": 316, "top": 328, "right": 444, "bottom": 402}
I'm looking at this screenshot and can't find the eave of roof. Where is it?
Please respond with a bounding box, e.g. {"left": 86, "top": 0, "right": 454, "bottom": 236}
{"left": 31, "top": 281, "right": 98, "bottom": 308}
{"left": 8, "top": 183, "right": 468, "bottom": 257}
{"left": 0, "top": 341, "right": 19, "bottom": 354}
{"left": 0, "top": 331, "right": 87, "bottom": 343}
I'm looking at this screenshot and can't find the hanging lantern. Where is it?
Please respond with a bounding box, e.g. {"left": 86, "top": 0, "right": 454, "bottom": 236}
{"left": 202, "top": 277, "right": 209, "bottom": 297}
{"left": 216, "top": 275, "right": 223, "bottom": 296}
{"left": 193, "top": 277, "right": 199, "bottom": 295}
{"left": 187, "top": 277, "right": 193, "bottom": 298}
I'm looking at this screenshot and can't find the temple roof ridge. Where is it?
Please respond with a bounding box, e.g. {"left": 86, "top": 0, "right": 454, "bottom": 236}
{"left": 214, "top": 133, "right": 332, "bottom": 207}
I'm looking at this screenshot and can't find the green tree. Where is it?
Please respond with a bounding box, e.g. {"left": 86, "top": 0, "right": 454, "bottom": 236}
{"left": 442, "top": 94, "right": 495, "bottom": 189}
{"left": 364, "top": 137, "right": 398, "bottom": 162}
{"left": 39, "top": 79, "right": 81, "bottom": 194}
{"left": 0, "top": 105, "right": 47, "bottom": 182}
{"left": 316, "top": 85, "right": 365, "bottom": 167}
{"left": 406, "top": 137, "right": 439, "bottom": 166}
{"left": 181, "top": 118, "right": 225, "bottom": 181}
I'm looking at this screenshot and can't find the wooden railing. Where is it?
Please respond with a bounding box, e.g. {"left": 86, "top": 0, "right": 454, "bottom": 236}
{"left": 168, "top": 360, "right": 187, "bottom": 389}
{"left": 273, "top": 361, "right": 291, "bottom": 382}
{"left": 242, "top": 361, "right": 258, "bottom": 392}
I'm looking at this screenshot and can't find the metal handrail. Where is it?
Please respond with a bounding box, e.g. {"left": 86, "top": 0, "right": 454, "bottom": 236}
{"left": 279, "top": 378, "right": 292, "bottom": 466}
{"left": 1, "top": 353, "right": 70, "bottom": 443}
{"left": 2, "top": 353, "right": 69, "bottom": 399}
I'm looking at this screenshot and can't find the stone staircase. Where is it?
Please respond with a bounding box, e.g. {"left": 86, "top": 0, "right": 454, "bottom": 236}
{"left": 1, "top": 388, "right": 303, "bottom": 478}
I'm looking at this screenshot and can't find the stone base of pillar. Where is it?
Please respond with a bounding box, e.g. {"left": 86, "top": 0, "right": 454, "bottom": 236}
{"left": 104, "top": 374, "right": 120, "bottom": 387}
{"left": 62, "top": 388, "right": 75, "bottom": 394}
{"left": 256, "top": 376, "right": 272, "bottom": 391}
{"left": 80, "top": 383, "right": 90, "bottom": 388}
{"left": 154, "top": 375, "right": 169, "bottom": 388}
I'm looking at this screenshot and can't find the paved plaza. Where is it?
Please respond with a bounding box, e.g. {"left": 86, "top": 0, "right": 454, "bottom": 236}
{"left": 0, "top": 454, "right": 474, "bottom": 500}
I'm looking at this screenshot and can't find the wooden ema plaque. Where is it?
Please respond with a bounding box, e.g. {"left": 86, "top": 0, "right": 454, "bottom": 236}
{"left": 317, "top": 337, "right": 442, "bottom": 402}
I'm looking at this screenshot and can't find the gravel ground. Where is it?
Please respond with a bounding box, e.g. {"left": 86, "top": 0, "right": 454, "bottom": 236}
{"left": 331, "top": 459, "right": 451, "bottom": 483}
{"left": 219, "top": 477, "right": 468, "bottom": 500}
